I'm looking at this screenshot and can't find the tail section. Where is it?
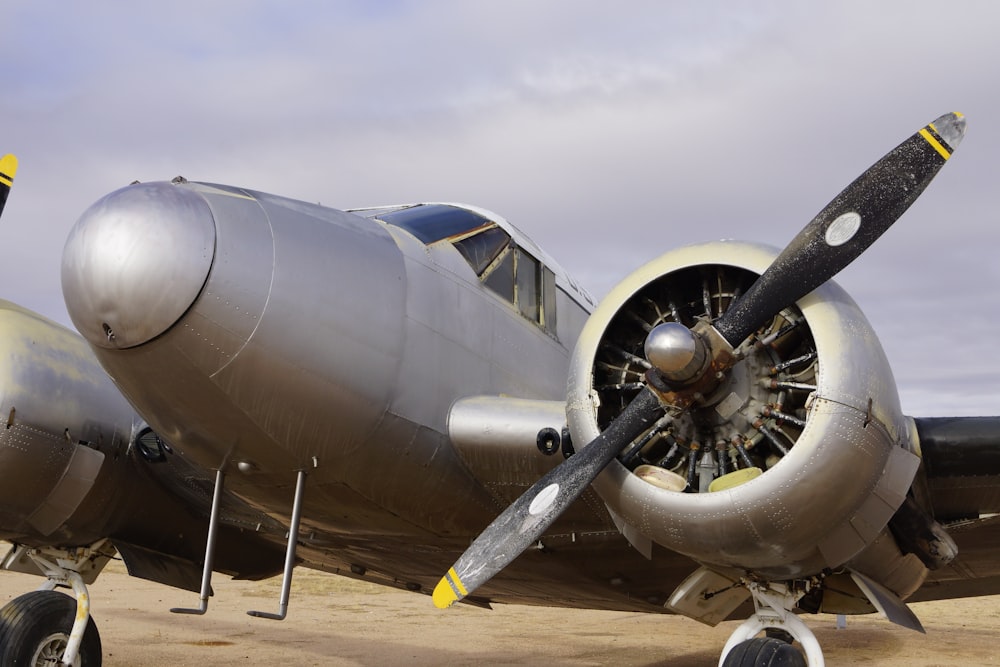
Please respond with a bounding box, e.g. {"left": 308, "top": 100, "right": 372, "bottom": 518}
{"left": 0, "top": 154, "right": 17, "bottom": 218}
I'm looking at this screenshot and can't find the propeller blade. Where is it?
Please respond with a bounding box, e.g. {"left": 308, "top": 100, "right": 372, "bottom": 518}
{"left": 0, "top": 154, "right": 17, "bottom": 219}
{"left": 713, "top": 112, "right": 965, "bottom": 348}
{"left": 433, "top": 387, "right": 664, "bottom": 608}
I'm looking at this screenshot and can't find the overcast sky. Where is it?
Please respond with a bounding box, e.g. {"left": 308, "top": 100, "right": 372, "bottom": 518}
{"left": 2, "top": 1, "right": 999, "bottom": 416}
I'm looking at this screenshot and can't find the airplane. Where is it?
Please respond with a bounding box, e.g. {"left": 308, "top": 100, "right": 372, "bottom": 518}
{"left": 0, "top": 111, "right": 995, "bottom": 666}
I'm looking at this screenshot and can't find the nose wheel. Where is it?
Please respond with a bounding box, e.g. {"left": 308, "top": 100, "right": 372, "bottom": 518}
{"left": 720, "top": 583, "right": 818, "bottom": 667}
{"left": 722, "top": 636, "right": 806, "bottom": 667}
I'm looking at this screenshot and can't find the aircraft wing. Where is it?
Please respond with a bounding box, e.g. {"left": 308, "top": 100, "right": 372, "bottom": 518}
{"left": 907, "top": 417, "right": 1000, "bottom": 601}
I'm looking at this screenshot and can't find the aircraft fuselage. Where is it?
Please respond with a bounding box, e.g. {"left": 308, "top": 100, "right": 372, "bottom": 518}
{"left": 62, "top": 182, "right": 594, "bottom": 544}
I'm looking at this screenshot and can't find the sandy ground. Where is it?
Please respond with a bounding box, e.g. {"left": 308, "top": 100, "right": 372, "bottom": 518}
{"left": 2, "top": 555, "right": 999, "bottom": 666}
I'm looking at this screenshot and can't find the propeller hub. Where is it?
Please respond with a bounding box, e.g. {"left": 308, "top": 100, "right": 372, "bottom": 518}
{"left": 644, "top": 322, "right": 708, "bottom": 383}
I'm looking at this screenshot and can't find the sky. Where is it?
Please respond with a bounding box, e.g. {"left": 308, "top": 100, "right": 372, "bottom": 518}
{"left": 1, "top": 1, "right": 999, "bottom": 417}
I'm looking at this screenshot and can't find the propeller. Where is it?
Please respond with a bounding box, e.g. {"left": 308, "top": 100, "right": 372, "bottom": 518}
{"left": 432, "top": 112, "right": 966, "bottom": 609}
{"left": 0, "top": 154, "right": 17, "bottom": 220}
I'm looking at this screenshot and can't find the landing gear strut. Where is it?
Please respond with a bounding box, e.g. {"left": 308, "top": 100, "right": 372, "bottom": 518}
{"left": 720, "top": 583, "right": 817, "bottom": 667}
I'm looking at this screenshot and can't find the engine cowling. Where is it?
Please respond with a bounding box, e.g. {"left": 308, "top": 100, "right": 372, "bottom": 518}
{"left": 567, "top": 241, "right": 920, "bottom": 579}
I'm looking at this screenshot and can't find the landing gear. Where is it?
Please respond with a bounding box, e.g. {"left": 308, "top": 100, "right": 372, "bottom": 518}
{"left": 719, "top": 583, "right": 818, "bottom": 667}
{"left": 1, "top": 541, "right": 114, "bottom": 666}
{"left": 0, "top": 590, "right": 101, "bottom": 666}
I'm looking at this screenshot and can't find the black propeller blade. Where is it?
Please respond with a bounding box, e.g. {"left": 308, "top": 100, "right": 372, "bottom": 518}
{"left": 713, "top": 112, "right": 965, "bottom": 348}
{"left": 0, "top": 154, "right": 17, "bottom": 220}
{"left": 433, "top": 386, "right": 664, "bottom": 608}
{"left": 433, "top": 112, "right": 966, "bottom": 609}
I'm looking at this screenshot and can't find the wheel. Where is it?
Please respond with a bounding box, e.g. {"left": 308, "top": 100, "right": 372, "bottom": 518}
{"left": 722, "top": 636, "right": 806, "bottom": 667}
{"left": 0, "top": 590, "right": 102, "bottom": 666}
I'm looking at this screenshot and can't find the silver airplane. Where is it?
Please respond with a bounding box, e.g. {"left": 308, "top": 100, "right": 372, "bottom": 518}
{"left": 0, "top": 112, "right": 996, "bottom": 667}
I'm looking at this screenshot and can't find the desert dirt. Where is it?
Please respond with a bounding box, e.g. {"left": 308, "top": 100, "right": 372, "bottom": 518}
{"left": 2, "top": 555, "right": 999, "bottom": 666}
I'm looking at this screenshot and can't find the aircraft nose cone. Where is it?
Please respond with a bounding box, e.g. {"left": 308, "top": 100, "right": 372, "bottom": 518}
{"left": 62, "top": 182, "right": 216, "bottom": 349}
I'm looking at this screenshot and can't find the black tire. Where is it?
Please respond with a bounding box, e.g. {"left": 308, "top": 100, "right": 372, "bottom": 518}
{"left": 0, "top": 590, "right": 102, "bottom": 666}
{"left": 722, "top": 637, "right": 806, "bottom": 667}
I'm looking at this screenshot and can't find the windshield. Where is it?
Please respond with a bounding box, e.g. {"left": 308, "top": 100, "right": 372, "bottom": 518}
{"left": 376, "top": 204, "right": 492, "bottom": 244}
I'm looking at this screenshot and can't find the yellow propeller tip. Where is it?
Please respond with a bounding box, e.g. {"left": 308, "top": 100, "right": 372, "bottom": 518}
{"left": 0, "top": 154, "right": 17, "bottom": 183}
{"left": 432, "top": 578, "right": 459, "bottom": 609}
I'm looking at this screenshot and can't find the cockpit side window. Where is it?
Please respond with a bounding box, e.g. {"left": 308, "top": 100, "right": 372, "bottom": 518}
{"left": 483, "top": 246, "right": 515, "bottom": 302}
{"left": 478, "top": 243, "right": 556, "bottom": 336}
{"left": 516, "top": 250, "right": 540, "bottom": 322}
{"left": 370, "top": 202, "right": 558, "bottom": 337}
{"left": 542, "top": 266, "right": 557, "bottom": 333}
{"left": 453, "top": 226, "right": 510, "bottom": 275}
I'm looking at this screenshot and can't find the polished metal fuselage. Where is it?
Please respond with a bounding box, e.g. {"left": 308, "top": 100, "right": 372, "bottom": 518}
{"left": 63, "top": 182, "right": 591, "bottom": 542}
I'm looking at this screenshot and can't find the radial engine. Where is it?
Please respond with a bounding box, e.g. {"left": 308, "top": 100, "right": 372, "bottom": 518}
{"left": 567, "top": 241, "right": 924, "bottom": 588}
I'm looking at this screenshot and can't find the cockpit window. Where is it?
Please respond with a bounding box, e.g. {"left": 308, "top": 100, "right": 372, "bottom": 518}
{"left": 377, "top": 204, "right": 491, "bottom": 244}
{"left": 453, "top": 226, "right": 510, "bottom": 275}
{"left": 517, "top": 250, "right": 540, "bottom": 322}
{"left": 368, "top": 202, "right": 559, "bottom": 337}
{"left": 479, "top": 244, "right": 556, "bottom": 335}
{"left": 483, "top": 248, "right": 515, "bottom": 302}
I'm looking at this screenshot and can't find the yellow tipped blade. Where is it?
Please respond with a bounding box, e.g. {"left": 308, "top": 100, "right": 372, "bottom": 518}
{"left": 0, "top": 154, "right": 16, "bottom": 218}
{"left": 0, "top": 154, "right": 16, "bottom": 187}
{"left": 432, "top": 568, "right": 465, "bottom": 609}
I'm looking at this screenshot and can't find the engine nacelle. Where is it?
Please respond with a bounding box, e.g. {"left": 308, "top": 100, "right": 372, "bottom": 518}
{"left": 0, "top": 301, "right": 136, "bottom": 544}
{"left": 567, "top": 241, "right": 920, "bottom": 579}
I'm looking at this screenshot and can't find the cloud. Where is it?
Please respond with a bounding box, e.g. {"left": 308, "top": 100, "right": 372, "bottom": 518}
{"left": 1, "top": 0, "right": 999, "bottom": 415}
